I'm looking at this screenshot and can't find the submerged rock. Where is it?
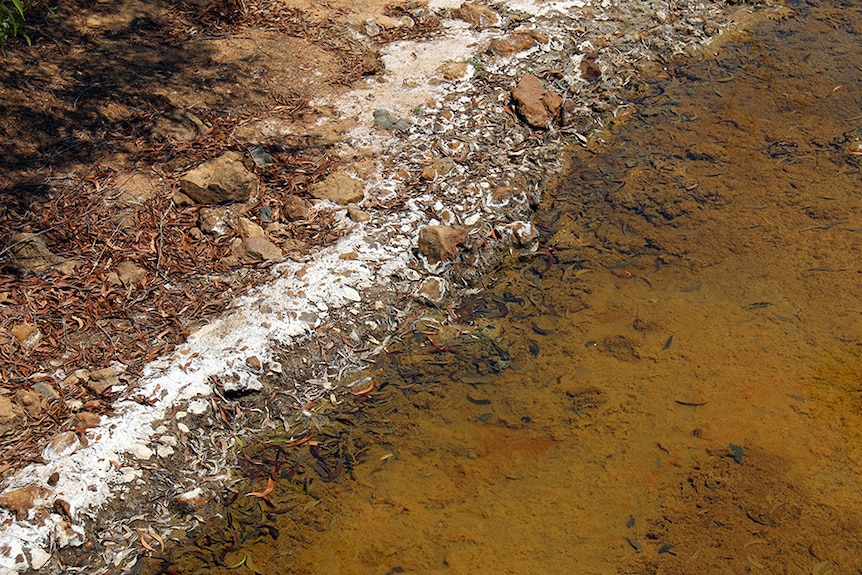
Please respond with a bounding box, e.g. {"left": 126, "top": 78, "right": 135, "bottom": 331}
{"left": 414, "top": 276, "right": 448, "bottom": 305}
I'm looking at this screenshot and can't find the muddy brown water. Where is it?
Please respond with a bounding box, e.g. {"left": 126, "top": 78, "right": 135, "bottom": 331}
{"left": 143, "top": 3, "right": 862, "bottom": 574}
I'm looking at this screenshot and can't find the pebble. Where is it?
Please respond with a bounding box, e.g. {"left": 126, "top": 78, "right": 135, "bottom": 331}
{"left": 414, "top": 276, "right": 447, "bottom": 305}
{"left": 42, "top": 431, "right": 81, "bottom": 461}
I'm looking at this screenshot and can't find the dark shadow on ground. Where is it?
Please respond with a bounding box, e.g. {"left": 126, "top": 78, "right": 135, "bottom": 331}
{"left": 0, "top": 0, "right": 246, "bottom": 187}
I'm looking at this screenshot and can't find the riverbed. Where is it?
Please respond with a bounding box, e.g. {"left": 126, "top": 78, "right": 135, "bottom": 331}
{"left": 146, "top": 1, "right": 862, "bottom": 573}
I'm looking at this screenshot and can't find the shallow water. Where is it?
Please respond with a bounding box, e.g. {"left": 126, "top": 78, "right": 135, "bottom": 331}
{"left": 151, "top": 2, "right": 862, "bottom": 573}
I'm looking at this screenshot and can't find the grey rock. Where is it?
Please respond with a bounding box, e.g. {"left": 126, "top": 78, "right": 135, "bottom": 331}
{"left": 151, "top": 109, "right": 211, "bottom": 142}
{"left": 32, "top": 381, "right": 60, "bottom": 401}
{"left": 258, "top": 205, "right": 273, "bottom": 222}
{"left": 249, "top": 145, "right": 274, "bottom": 165}
{"left": 180, "top": 152, "right": 259, "bottom": 205}
{"left": 373, "top": 109, "right": 410, "bottom": 132}
{"left": 5, "top": 233, "right": 70, "bottom": 275}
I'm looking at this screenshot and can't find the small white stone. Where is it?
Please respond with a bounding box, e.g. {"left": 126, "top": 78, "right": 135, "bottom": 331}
{"left": 463, "top": 213, "right": 481, "bottom": 226}
{"left": 28, "top": 546, "right": 51, "bottom": 570}
{"left": 120, "top": 468, "right": 142, "bottom": 483}
{"left": 127, "top": 443, "right": 154, "bottom": 460}
{"left": 159, "top": 435, "right": 178, "bottom": 447}
{"left": 177, "top": 422, "right": 190, "bottom": 434}
{"left": 156, "top": 444, "right": 174, "bottom": 458}
{"left": 404, "top": 268, "right": 421, "bottom": 281}
{"left": 187, "top": 398, "right": 208, "bottom": 415}
{"left": 342, "top": 286, "right": 361, "bottom": 302}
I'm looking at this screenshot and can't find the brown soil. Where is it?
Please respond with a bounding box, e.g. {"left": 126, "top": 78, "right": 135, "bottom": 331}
{"left": 0, "top": 0, "right": 420, "bottom": 476}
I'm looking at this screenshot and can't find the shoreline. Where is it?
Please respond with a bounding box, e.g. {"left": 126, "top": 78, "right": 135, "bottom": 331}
{"left": 0, "top": 0, "right": 778, "bottom": 572}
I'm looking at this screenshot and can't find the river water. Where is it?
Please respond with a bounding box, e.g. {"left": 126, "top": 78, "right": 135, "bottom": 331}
{"left": 150, "top": 2, "right": 862, "bottom": 573}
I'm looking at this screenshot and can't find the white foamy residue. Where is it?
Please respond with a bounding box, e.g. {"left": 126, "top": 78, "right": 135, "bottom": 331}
{"left": 0, "top": 219, "right": 418, "bottom": 573}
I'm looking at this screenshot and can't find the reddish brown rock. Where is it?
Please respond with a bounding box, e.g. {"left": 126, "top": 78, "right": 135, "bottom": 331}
{"left": 15, "top": 389, "right": 43, "bottom": 417}
{"left": 115, "top": 260, "right": 147, "bottom": 287}
{"left": 5, "top": 233, "right": 71, "bottom": 275}
{"left": 0, "top": 486, "right": 52, "bottom": 520}
{"left": 454, "top": 2, "right": 501, "bottom": 28}
{"left": 87, "top": 367, "right": 120, "bottom": 394}
{"left": 43, "top": 431, "right": 81, "bottom": 461}
{"left": 511, "top": 74, "right": 563, "bottom": 129}
{"left": 488, "top": 31, "right": 547, "bottom": 57}
{"left": 282, "top": 195, "right": 309, "bottom": 221}
{"left": 346, "top": 205, "right": 371, "bottom": 222}
{"left": 74, "top": 411, "right": 101, "bottom": 429}
{"left": 580, "top": 50, "right": 602, "bottom": 81}
{"left": 418, "top": 225, "right": 468, "bottom": 264}
{"left": 10, "top": 323, "right": 41, "bottom": 350}
{"left": 414, "top": 276, "right": 447, "bottom": 305}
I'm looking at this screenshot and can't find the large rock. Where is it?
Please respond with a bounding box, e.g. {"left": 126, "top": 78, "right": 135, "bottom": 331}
{"left": 5, "top": 233, "right": 72, "bottom": 274}
{"left": 418, "top": 225, "right": 468, "bottom": 264}
{"left": 180, "top": 152, "right": 259, "bottom": 205}
{"left": 511, "top": 74, "right": 563, "bottom": 129}
{"left": 309, "top": 171, "right": 365, "bottom": 205}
